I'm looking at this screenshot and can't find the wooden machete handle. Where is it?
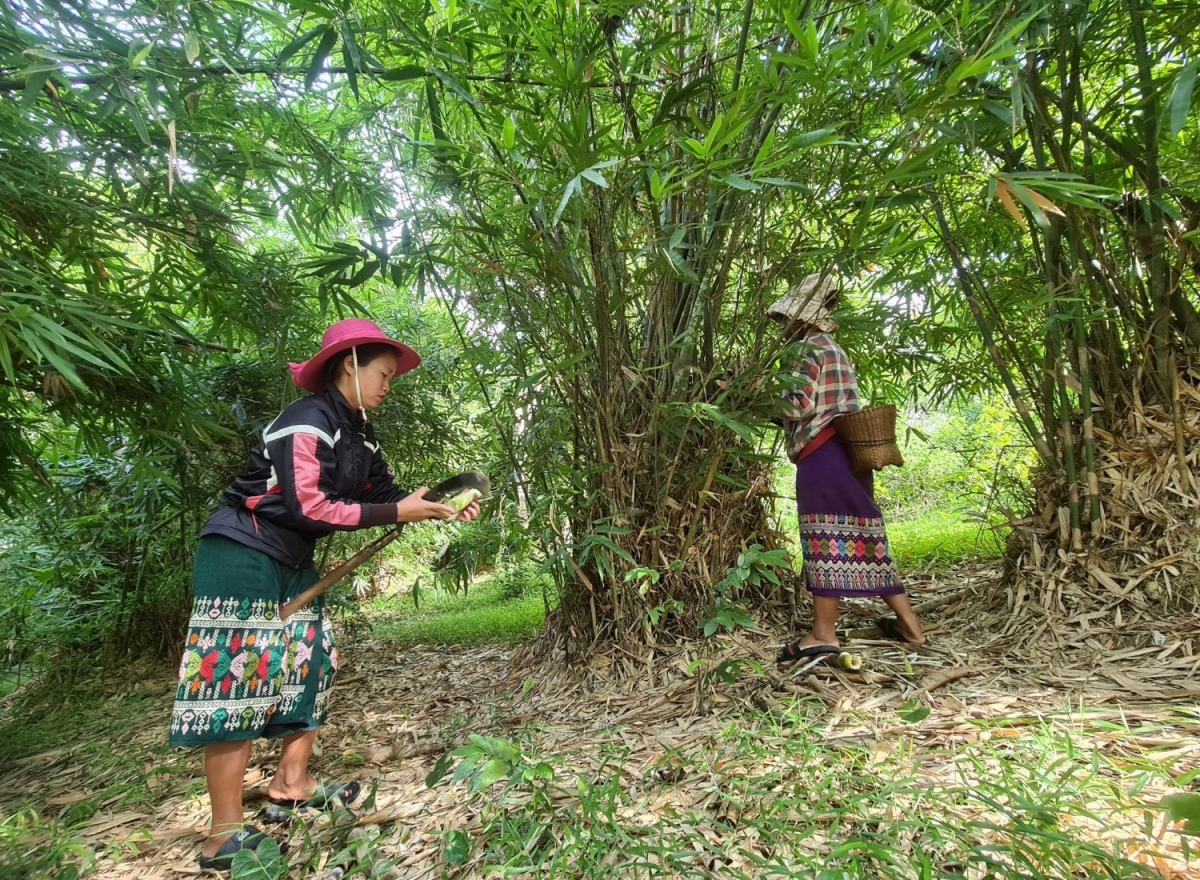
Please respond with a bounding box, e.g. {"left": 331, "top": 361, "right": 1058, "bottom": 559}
{"left": 280, "top": 526, "right": 403, "bottom": 621}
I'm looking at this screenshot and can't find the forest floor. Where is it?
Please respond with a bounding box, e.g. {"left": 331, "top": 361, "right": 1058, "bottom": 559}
{"left": 3, "top": 561, "right": 1200, "bottom": 879}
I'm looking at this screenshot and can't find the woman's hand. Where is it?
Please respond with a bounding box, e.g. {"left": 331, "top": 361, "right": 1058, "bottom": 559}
{"left": 454, "top": 500, "right": 481, "bottom": 523}
{"left": 395, "top": 489, "right": 457, "bottom": 523}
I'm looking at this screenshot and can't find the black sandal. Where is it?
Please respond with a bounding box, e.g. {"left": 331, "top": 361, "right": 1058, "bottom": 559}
{"left": 776, "top": 641, "right": 840, "bottom": 665}
{"left": 198, "top": 825, "right": 287, "bottom": 871}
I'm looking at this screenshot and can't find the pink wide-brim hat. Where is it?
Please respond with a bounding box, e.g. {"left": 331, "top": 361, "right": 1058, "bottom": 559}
{"left": 289, "top": 318, "right": 421, "bottom": 393}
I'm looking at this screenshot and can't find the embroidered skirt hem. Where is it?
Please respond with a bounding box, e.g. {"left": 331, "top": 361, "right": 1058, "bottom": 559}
{"left": 168, "top": 535, "right": 337, "bottom": 748}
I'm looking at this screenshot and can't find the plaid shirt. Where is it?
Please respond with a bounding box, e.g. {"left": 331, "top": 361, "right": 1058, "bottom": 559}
{"left": 780, "top": 333, "right": 861, "bottom": 462}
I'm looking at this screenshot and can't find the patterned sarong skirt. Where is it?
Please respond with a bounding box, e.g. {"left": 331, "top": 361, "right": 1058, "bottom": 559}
{"left": 796, "top": 439, "right": 906, "bottom": 599}
{"left": 168, "top": 535, "right": 337, "bottom": 747}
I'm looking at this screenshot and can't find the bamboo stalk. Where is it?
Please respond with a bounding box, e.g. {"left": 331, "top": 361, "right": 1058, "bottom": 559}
{"left": 1071, "top": 290, "right": 1102, "bottom": 531}
{"left": 1058, "top": 379, "right": 1083, "bottom": 552}
{"left": 1169, "top": 350, "right": 1192, "bottom": 496}
{"left": 1127, "top": 0, "right": 1172, "bottom": 401}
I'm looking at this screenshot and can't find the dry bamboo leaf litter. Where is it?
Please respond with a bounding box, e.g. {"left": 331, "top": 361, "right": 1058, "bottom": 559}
{"left": 1, "top": 568, "right": 1198, "bottom": 877}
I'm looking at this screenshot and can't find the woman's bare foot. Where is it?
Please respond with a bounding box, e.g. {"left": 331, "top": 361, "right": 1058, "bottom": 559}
{"left": 266, "top": 773, "right": 320, "bottom": 804}
{"left": 796, "top": 632, "right": 840, "bottom": 650}
{"left": 880, "top": 594, "right": 926, "bottom": 645}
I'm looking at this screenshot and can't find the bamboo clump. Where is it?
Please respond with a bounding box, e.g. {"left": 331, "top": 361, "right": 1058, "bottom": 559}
{"left": 995, "top": 356, "right": 1200, "bottom": 651}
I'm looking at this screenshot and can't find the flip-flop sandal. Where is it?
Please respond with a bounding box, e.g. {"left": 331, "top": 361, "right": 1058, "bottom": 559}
{"left": 876, "top": 616, "right": 927, "bottom": 645}
{"left": 198, "top": 825, "right": 287, "bottom": 871}
{"left": 776, "top": 641, "right": 841, "bottom": 665}
{"left": 263, "top": 780, "right": 362, "bottom": 824}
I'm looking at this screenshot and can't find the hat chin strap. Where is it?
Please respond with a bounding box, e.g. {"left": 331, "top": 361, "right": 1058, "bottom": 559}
{"left": 351, "top": 345, "right": 368, "bottom": 422}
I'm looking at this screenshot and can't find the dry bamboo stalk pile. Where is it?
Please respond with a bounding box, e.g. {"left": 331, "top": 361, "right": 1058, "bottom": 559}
{"left": 992, "top": 362, "right": 1200, "bottom": 663}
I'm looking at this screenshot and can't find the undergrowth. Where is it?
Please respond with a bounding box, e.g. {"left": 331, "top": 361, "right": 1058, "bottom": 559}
{"left": 366, "top": 566, "right": 554, "bottom": 647}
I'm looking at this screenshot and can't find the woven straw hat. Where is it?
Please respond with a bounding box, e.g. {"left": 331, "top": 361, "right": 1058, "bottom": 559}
{"left": 766, "top": 273, "right": 840, "bottom": 332}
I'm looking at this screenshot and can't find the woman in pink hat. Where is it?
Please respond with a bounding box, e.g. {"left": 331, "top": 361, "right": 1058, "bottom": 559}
{"left": 168, "top": 319, "right": 479, "bottom": 870}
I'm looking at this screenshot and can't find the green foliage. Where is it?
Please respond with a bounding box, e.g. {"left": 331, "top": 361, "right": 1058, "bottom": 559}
{"left": 3, "top": 0, "right": 1198, "bottom": 659}
{"left": 396, "top": 701, "right": 1177, "bottom": 879}
{"left": 367, "top": 574, "right": 551, "bottom": 648}
{"left": 446, "top": 734, "right": 524, "bottom": 793}
{"left": 1161, "top": 793, "right": 1200, "bottom": 836}
{"left": 700, "top": 544, "right": 790, "bottom": 636}
{"left": 898, "top": 699, "right": 932, "bottom": 724}
{"left": 231, "top": 837, "right": 283, "bottom": 880}
{"left": 887, "top": 512, "right": 1004, "bottom": 571}
{"left": 491, "top": 563, "right": 549, "bottom": 602}
{"left": 876, "top": 396, "right": 1036, "bottom": 523}
{"left": 0, "top": 810, "right": 89, "bottom": 880}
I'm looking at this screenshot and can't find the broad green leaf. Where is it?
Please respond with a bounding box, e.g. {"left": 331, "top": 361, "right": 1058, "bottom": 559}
{"left": 451, "top": 754, "right": 479, "bottom": 783}
{"left": 717, "top": 173, "right": 758, "bottom": 191}
{"left": 1162, "top": 793, "right": 1200, "bottom": 835}
{"left": 470, "top": 758, "right": 510, "bottom": 791}
{"left": 425, "top": 753, "right": 452, "bottom": 788}
{"left": 230, "top": 837, "right": 282, "bottom": 879}
{"left": 22, "top": 69, "right": 51, "bottom": 108}
{"left": 444, "top": 830, "right": 469, "bottom": 864}
{"left": 580, "top": 167, "right": 607, "bottom": 188}
{"left": 184, "top": 33, "right": 200, "bottom": 64}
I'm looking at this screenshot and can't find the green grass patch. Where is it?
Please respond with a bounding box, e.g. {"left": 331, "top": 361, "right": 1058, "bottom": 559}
{"left": 778, "top": 505, "right": 1005, "bottom": 572}
{"left": 366, "top": 575, "right": 553, "bottom": 647}
{"left": 887, "top": 509, "right": 1005, "bottom": 570}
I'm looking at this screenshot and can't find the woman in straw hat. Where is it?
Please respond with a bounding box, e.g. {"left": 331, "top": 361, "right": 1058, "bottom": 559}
{"left": 168, "top": 318, "right": 480, "bottom": 870}
{"left": 768, "top": 274, "right": 924, "bottom": 665}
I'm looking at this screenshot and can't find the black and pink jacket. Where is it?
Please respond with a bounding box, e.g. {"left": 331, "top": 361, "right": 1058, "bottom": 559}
{"left": 201, "top": 386, "right": 408, "bottom": 569}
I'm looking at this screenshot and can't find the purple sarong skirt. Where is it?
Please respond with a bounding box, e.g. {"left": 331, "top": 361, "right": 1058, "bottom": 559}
{"left": 795, "top": 439, "right": 905, "bottom": 599}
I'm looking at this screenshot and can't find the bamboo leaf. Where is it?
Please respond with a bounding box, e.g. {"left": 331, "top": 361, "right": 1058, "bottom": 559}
{"left": 432, "top": 69, "right": 478, "bottom": 109}
{"left": 380, "top": 65, "right": 428, "bottom": 82}
{"left": 1024, "top": 186, "right": 1065, "bottom": 218}
{"left": 994, "top": 178, "right": 1027, "bottom": 229}
{"left": 1165, "top": 61, "right": 1198, "bottom": 139}
{"left": 717, "top": 173, "right": 758, "bottom": 191}
{"left": 552, "top": 176, "right": 579, "bottom": 226}
{"left": 580, "top": 167, "right": 607, "bottom": 188}
{"left": 276, "top": 25, "right": 324, "bottom": 65}
{"left": 470, "top": 758, "right": 510, "bottom": 792}
{"left": 305, "top": 26, "right": 338, "bottom": 91}
{"left": 339, "top": 20, "right": 360, "bottom": 99}
{"left": 22, "top": 69, "right": 51, "bottom": 108}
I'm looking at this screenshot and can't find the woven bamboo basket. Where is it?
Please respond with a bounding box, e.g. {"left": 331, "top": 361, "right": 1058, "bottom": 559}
{"left": 832, "top": 405, "right": 904, "bottom": 475}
